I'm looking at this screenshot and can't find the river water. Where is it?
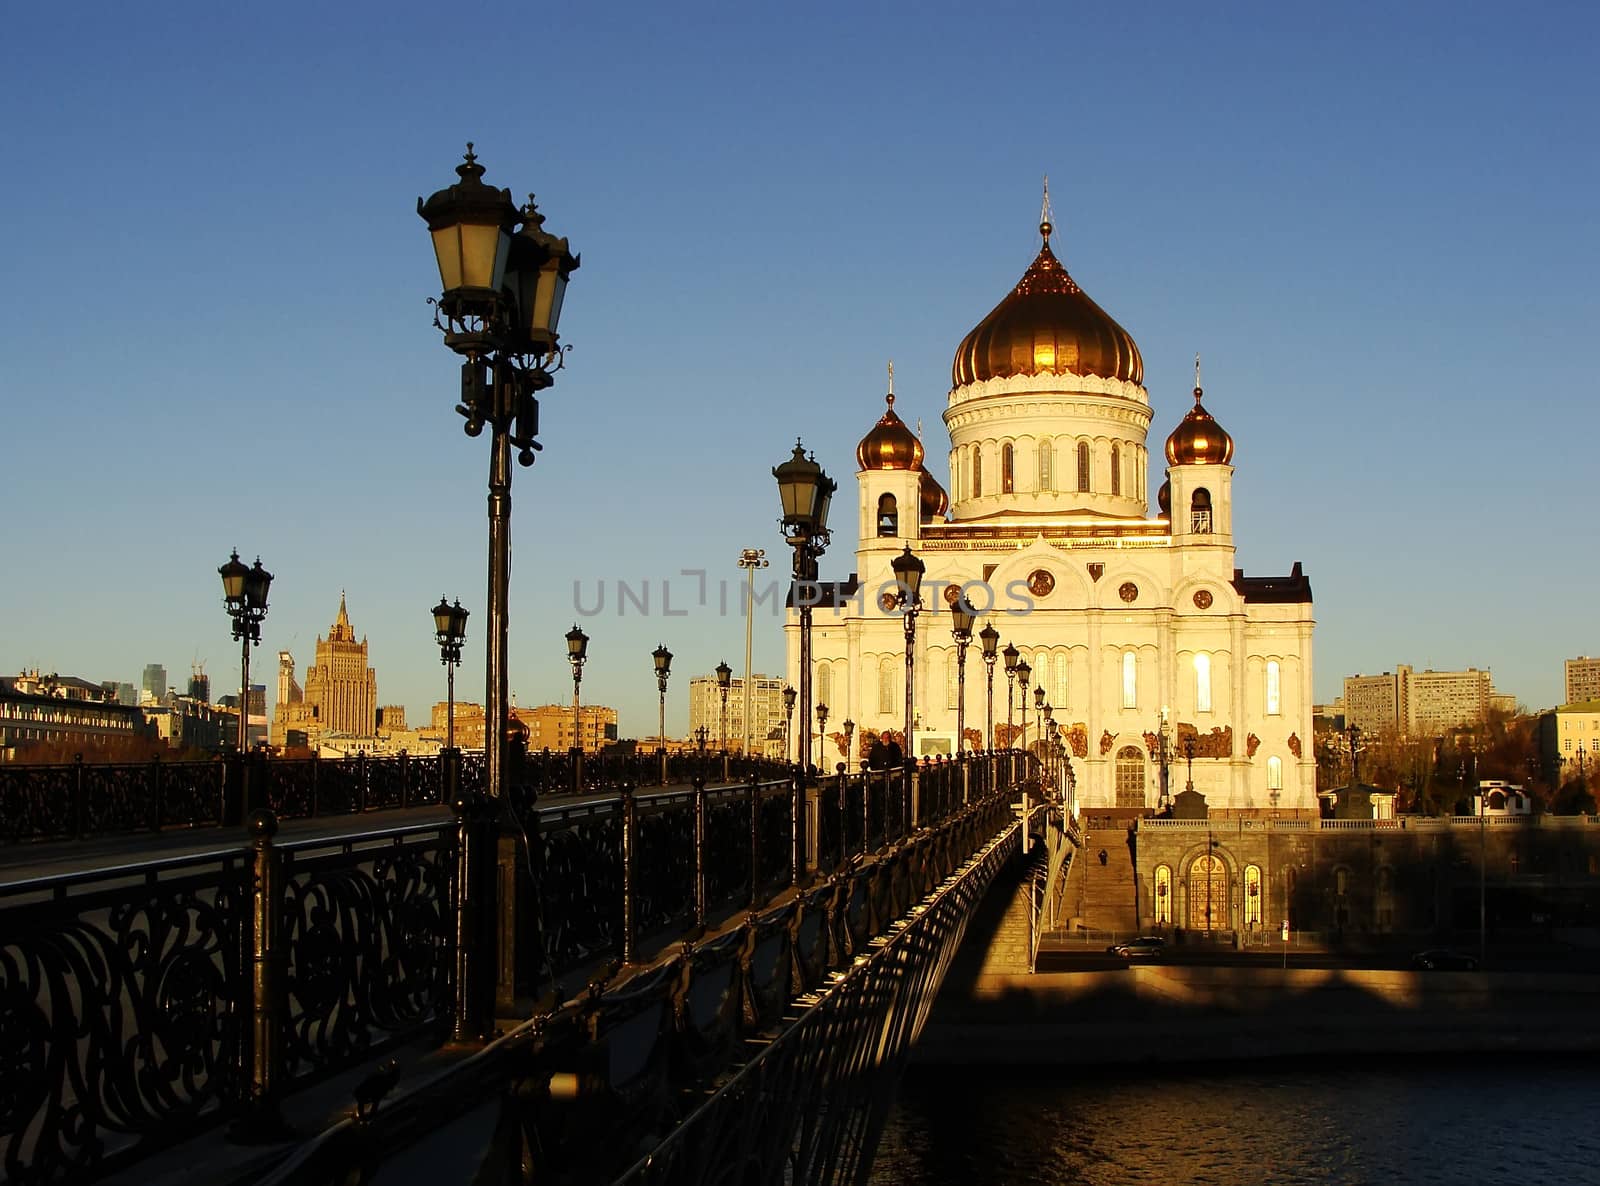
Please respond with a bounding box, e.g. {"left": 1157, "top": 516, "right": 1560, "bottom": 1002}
{"left": 867, "top": 1060, "right": 1600, "bottom": 1185}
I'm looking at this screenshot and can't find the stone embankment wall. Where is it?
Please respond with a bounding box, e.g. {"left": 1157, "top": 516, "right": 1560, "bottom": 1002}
{"left": 915, "top": 967, "right": 1600, "bottom": 1065}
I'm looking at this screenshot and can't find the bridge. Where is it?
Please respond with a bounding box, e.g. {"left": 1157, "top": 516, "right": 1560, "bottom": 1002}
{"left": 0, "top": 749, "right": 1069, "bottom": 1186}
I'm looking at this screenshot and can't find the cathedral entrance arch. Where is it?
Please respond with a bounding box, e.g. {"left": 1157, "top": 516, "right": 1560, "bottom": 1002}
{"left": 1187, "top": 853, "right": 1229, "bottom": 931}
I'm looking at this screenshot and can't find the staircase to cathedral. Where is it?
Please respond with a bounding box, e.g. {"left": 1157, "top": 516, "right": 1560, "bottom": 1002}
{"left": 1069, "top": 820, "right": 1139, "bottom": 934}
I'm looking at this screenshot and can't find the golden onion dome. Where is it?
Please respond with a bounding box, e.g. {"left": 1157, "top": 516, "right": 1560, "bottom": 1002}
{"left": 856, "top": 392, "right": 924, "bottom": 471}
{"left": 1156, "top": 479, "right": 1171, "bottom": 518}
{"left": 919, "top": 470, "right": 949, "bottom": 521}
{"left": 953, "top": 218, "right": 1143, "bottom": 388}
{"left": 1165, "top": 386, "right": 1235, "bottom": 466}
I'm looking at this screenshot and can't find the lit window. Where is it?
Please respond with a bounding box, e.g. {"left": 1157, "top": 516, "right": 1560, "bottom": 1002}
{"left": 1195, "top": 653, "right": 1212, "bottom": 713}
{"left": 816, "top": 663, "right": 832, "bottom": 708}
{"left": 1266, "top": 660, "right": 1281, "bottom": 716}
{"left": 1122, "top": 651, "right": 1138, "bottom": 709}
{"left": 1244, "top": 864, "right": 1262, "bottom": 928}
{"left": 1077, "top": 441, "right": 1091, "bottom": 492}
{"left": 1154, "top": 863, "right": 1172, "bottom": 925}
{"left": 1267, "top": 755, "right": 1283, "bottom": 789}
{"left": 877, "top": 657, "right": 894, "bottom": 714}
{"left": 1001, "top": 443, "right": 1014, "bottom": 494}
{"left": 1116, "top": 746, "right": 1145, "bottom": 807}
{"left": 1111, "top": 443, "right": 1122, "bottom": 495}
{"left": 972, "top": 445, "right": 982, "bottom": 498}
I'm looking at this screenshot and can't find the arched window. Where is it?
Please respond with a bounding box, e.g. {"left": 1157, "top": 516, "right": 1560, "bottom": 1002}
{"left": 1122, "top": 651, "right": 1138, "bottom": 709}
{"left": 877, "top": 657, "right": 894, "bottom": 715}
{"left": 1054, "top": 652, "right": 1069, "bottom": 707}
{"left": 1115, "top": 745, "right": 1145, "bottom": 807}
{"left": 1001, "top": 443, "right": 1014, "bottom": 493}
{"left": 1267, "top": 755, "right": 1283, "bottom": 790}
{"left": 1038, "top": 437, "right": 1053, "bottom": 491}
{"left": 1111, "top": 443, "right": 1122, "bottom": 496}
{"left": 1077, "top": 440, "right": 1091, "bottom": 491}
{"left": 1266, "top": 660, "right": 1281, "bottom": 716}
{"left": 946, "top": 650, "right": 959, "bottom": 711}
{"left": 816, "top": 662, "right": 832, "bottom": 709}
{"left": 972, "top": 445, "right": 982, "bottom": 498}
{"left": 876, "top": 493, "right": 898, "bottom": 537}
{"left": 1194, "top": 653, "right": 1212, "bottom": 713}
{"left": 1191, "top": 488, "right": 1213, "bottom": 534}
{"left": 1188, "top": 853, "right": 1227, "bottom": 931}
{"left": 1244, "top": 864, "right": 1262, "bottom": 928}
{"left": 1154, "top": 863, "right": 1172, "bottom": 925}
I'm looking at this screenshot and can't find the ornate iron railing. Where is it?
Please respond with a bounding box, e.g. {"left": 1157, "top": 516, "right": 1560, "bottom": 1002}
{"left": 0, "top": 751, "right": 1036, "bottom": 1184}
{"left": 248, "top": 764, "right": 1032, "bottom": 1186}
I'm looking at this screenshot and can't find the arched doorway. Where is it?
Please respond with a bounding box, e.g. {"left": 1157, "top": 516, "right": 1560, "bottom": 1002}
{"left": 1115, "top": 745, "right": 1145, "bottom": 808}
{"left": 1187, "top": 853, "right": 1229, "bottom": 931}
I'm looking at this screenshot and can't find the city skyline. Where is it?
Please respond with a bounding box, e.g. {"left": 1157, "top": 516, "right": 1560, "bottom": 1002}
{"left": 2, "top": 3, "right": 1596, "bottom": 732}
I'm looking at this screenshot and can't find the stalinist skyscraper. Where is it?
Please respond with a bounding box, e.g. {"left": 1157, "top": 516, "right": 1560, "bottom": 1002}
{"left": 271, "top": 595, "right": 379, "bottom": 746}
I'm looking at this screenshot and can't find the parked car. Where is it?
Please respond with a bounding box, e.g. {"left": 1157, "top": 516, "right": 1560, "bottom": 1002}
{"left": 1108, "top": 935, "right": 1167, "bottom": 959}
{"left": 1411, "top": 949, "right": 1479, "bottom": 971}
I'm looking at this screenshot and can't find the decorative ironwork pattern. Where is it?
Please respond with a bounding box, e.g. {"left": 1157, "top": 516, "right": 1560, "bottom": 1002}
{"left": 278, "top": 828, "right": 454, "bottom": 1085}
{"left": 703, "top": 792, "right": 753, "bottom": 911}
{"left": 633, "top": 791, "right": 696, "bottom": 941}
{"left": 535, "top": 805, "right": 623, "bottom": 976}
{"left": 0, "top": 853, "right": 246, "bottom": 1185}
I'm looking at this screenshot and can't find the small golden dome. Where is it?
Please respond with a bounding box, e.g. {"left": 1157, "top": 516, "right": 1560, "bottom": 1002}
{"left": 856, "top": 393, "right": 924, "bottom": 471}
{"left": 920, "top": 470, "right": 949, "bottom": 521}
{"left": 1156, "top": 479, "right": 1171, "bottom": 518}
{"left": 953, "top": 220, "right": 1143, "bottom": 387}
{"left": 1165, "top": 387, "right": 1235, "bottom": 466}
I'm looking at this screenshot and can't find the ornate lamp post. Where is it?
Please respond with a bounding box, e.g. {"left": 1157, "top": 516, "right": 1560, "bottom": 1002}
{"left": 889, "top": 545, "right": 926, "bottom": 762}
{"left": 1157, "top": 706, "right": 1173, "bottom": 813}
{"left": 219, "top": 551, "right": 272, "bottom": 753}
{"left": 432, "top": 597, "right": 470, "bottom": 751}
{"left": 782, "top": 684, "right": 797, "bottom": 764}
{"left": 1031, "top": 684, "right": 1045, "bottom": 755}
{"left": 567, "top": 625, "right": 589, "bottom": 757}
{"left": 950, "top": 598, "right": 976, "bottom": 756}
{"left": 815, "top": 702, "right": 829, "bottom": 769}
{"left": 774, "top": 441, "right": 835, "bottom": 883}
{"left": 1016, "top": 660, "right": 1032, "bottom": 760}
{"left": 979, "top": 622, "right": 1000, "bottom": 752}
{"left": 715, "top": 660, "right": 732, "bottom": 780}
{"left": 653, "top": 644, "right": 672, "bottom": 785}
{"left": 418, "top": 144, "right": 578, "bottom": 814}
{"left": 842, "top": 718, "right": 855, "bottom": 773}
{"left": 1184, "top": 735, "right": 1196, "bottom": 794}
{"left": 737, "top": 549, "right": 768, "bottom": 756}
{"left": 1002, "top": 642, "right": 1020, "bottom": 749}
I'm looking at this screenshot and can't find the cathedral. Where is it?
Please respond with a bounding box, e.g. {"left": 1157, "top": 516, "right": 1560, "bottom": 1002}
{"left": 270, "top": 595, "right": 379, "bottom": 748}
{"left": 787, "top": 202, "right": 1316, "bottom": 815}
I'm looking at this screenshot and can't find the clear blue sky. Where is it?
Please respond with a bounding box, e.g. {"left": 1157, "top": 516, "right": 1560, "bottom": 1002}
{"left": 2, "top": 1, "right": 1595, "bottom": 733}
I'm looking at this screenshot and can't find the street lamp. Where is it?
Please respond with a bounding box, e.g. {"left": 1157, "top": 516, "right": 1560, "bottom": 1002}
{"left": 979, "top": 622, "right": 1000, "bottom": 752}
{"left": 775, "top": 441, "right": 836, "bottom": 884}
{"left": 950, "top": 598, "right": 976, "bottom": 756}
{"left": 737, "top": 549, "right": 768, "bottom": 756}
{"left": 1017, "top": 660, "right": 1032, "bottom": 759}
{"left": 219, "top": 550, "right": 272, "bottom": 753}
{"left": 1002, "top": 642, "right": 1020, "bottom": 749}
{"left": 890, "top": 545, "right": 926, "bottom": 763}
{"left": 419, "top": 145, "right": 578, "bottom": 818}
{"left": 1157, "top": 707, "right": 1173, "bottom": 813}
{"left": 815, "top": 702, "right": 829, "bottom": 769}
{"left": 782, "top": 684, "right": 797, "bottom": 764}
{"left": 567, "top": 625, "right": 589, "bottom": 755}
{"left": 653, "top": 644, "right": 672, "bottom": 785}
{"left": 432, "top": 597, "right": 470, "bottom": 751}
{"left": 716, "top": 660, "right": 733, "bottom": 778}
{"left": 842, "top": 718, "right": 855, "bottom": 773}
{"left": 1032, "top": 684, "right": 1045, "bottom": 754}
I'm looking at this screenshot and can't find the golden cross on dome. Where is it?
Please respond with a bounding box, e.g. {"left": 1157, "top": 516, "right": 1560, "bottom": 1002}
{"left": 1040, "top": 175, "right": 1054, "bottom": 241}
{"left": 1194, "top": 353, "right": 1203, "bottom": 395}
{"left": 887, "top": 360, "right": 894, "bottom": 396}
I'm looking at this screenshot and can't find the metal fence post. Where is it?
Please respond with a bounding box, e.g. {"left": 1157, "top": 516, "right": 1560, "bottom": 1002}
{"left": 229, "top": 809, "right": 289, "bottom": 1142}
{"left": 150, "top": 754, "right": 164, "bottom": 831}
{"left": 693, "top": 774, "right": 708, "bottom": 931}
{"left": 791, "top": 765, "right": 806, "bottom": 887}
{"left": 450, "top": 775, "right": 492, "bottom": 1043}
{"left": 749, "top": 770, "right": 761, "bottom": 907}
{"left": 621, "top": 783, "right": 638, "bottom": 965}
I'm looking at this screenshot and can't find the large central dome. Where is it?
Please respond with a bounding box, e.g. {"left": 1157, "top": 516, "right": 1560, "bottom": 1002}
{"left": 952, "top": 220, "right": 1143, "bottom": 387}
